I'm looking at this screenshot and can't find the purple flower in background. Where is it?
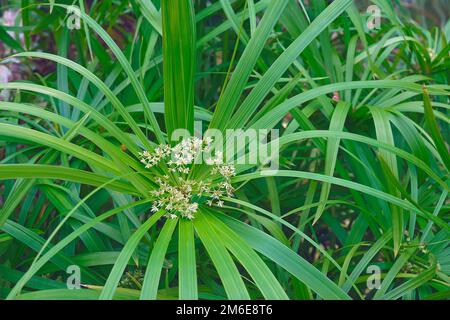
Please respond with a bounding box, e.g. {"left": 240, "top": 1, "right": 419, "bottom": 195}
{"left": 0, "top": 9, "right": 27, "bottom": 100}
{"left": 1, "top": 9, "right": 23, "bottom": 42}
{"left": 0, "top": 65, "right": 13, "bottom": 101}
{"left": 0, "top": 65, "right": 12, "bottom": 83}
{"left": 2, "top": 9, "right": 19, "bottom": 26}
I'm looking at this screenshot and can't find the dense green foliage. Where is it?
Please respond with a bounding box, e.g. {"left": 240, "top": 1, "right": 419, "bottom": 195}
{"left": 0, "top": 0, "right": 449, "bottom": 300}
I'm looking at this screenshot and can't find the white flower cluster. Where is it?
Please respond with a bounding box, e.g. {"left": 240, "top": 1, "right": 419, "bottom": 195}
{"left": 139, "top": 137, "right": 212, "bottom": 174}
{"left": 140, "top": 137, "right": 236, "bottom": 220}
{"left": 150, "top": 176, "right": 199, "bottom": 220}
{"left": 139, "top": 145, "right": 171, "bottom": 168}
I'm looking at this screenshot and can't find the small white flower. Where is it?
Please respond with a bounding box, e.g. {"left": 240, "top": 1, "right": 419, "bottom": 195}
{"left": 204, "top": 136, "right": 213, "bottom": 145}
{"left": 185, "top": 213, "right": 194, "bottom": 220}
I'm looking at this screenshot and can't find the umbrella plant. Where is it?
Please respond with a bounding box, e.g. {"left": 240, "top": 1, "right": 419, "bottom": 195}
{"left": 0, "top": 0, "right": 448, "bottom": 300}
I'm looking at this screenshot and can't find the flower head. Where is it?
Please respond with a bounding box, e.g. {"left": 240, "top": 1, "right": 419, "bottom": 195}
{"left": 140, "top": 137, "right": 236, "bottom": 220}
